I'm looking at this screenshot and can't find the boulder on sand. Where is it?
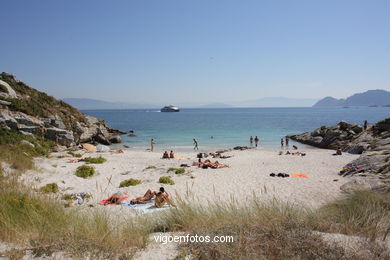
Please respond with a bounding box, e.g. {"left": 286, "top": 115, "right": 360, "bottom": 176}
{"left": 82, "top": 143, "right": 97, "bottom": 152}
{"left": 96, "top": 144, "right": 110, "bottom": 152}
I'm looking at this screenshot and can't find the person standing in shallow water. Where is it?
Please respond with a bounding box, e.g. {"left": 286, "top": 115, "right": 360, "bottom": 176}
{"left": 150, "top": 138, "right": 155, "bottom": 152}
{"left": 364, "top": 120, "right": 368, "bottom": 130}
{"left": 285, "top": 136, "right": 289, "bottom": 147}
{"left": 281, "top": 138, "right": 284, "bottom": 148}
{"left": 250, "top": 136, "right": 253, "bottom": 147}
{"left": 193, "top": 138, "right": 199, "bottom": 150}
{"left": 254, "top": 136, "right": 259, "bottom": 147}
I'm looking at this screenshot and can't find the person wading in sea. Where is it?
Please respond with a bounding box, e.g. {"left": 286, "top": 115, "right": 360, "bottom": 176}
{"left": 150, "top": 138, "right": 155, "bottom": 152}
{"left": 193, "top": 138, "right": 199, "bottom": 150}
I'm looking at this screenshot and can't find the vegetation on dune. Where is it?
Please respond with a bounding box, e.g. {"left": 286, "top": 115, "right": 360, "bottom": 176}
{"left": 313, "top": 191, "right": 390, "bottom": 240}
{"left": 0, "top": 128, "right": 54, "bottom": 172}
{"left": 145, "top": 165, "right": 157, "bottom": 170}
{"left": 75, "top": 165, "right": 95, "bottom": 178}
{"left": 119, "top": 178, "right": 142, "bottom": 187}
{"left": 167, "top": 167, "right": 185, "bottom": 174}
{"left": 84, "top": 156, "right": 106, "bottom": 164}
{"left": 159, "top": 176, "right": 175, "bottom": 185}
{"left": 67, "top": 151, "right": 82, "bottom": 158}
{"left": 38, "top": 183, "right": 59, "bottom": 194}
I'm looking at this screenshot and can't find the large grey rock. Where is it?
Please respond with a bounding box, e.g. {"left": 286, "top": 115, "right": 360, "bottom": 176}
{"left": 20, "top": 140, "right": 35, "bottom": 148}
{"left": 45, "top": 127, "right": 75, "bottom": 146}
{"left": 109, "top": 135, "right": 121, "bottom": 144}
{"left": 0, "top": 79, "right": 18, "bottom": 98}
{"left": 0, "top": 100, "right": 11, "bottom": 106}
{"left": 340, "top": 178, "right": 389, "bottom": 193}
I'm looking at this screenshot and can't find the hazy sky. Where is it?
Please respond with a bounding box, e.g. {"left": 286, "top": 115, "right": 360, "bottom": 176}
{"left": 1, "top": 0, "right": 389, "bottom": 103}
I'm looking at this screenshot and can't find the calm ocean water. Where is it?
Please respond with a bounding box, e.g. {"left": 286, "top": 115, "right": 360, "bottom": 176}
{"left": 82, "top": 107, "right": 389, "bottom": 151}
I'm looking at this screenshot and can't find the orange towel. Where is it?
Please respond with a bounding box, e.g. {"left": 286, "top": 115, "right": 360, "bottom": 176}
{"left": 291, "top": 173, "right": 308, "bottom": 178}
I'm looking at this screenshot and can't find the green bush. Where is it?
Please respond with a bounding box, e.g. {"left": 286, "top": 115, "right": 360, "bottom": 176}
{"left": 75, "top": 165, "right": 95, "bottom": 178}
{"left": 39, "top": 183, "right": 59, "bottom": 193}
{"left": 62, "top": 194, "right": 73, "bottom": 200}
{"left": 167, "top": 167, "right": 185, "bottom": 174}
{"left": 119, "top": 178, "right": 142, "bottom": 187}
{"left": 84, "top": 156, "right": 106, "bottom": 164}
{"left": 145, "top": 165, "right": 157, "bottom": 170}
{"left": 67, "top": 151, "right": 82, "bottom": 158}
{"left": 159, "top": 176, "right": 175, "bottom": 185}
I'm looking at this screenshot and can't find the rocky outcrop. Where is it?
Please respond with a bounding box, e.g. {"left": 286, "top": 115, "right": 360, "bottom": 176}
{"left": 290, "top": 118, "right": 390, "bottom": 192}
{"left": 289, "top": 121, "right": 364, "bottom": 152}
{"left": 0, "top": 72, "right": 123, "bottom": 147}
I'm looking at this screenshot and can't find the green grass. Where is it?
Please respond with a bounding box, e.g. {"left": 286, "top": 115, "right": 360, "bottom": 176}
{"left": 0, "top": 128, "right": 54, "bottom": 172}
{"left": 38, "top": 183, "right": 59, "bottom": 194}
{"left": 67, "top": 151, "right": 82, "bottom": 158}
{"left": 75, "top": 165, "right": 95, "bottom": 178}
{"left": 167, "top": 167, "right": 185, "bottom": 174}
{"left": 145, "top": 165, "right": 157, "bottom": 170}
{"left": 312, "top": 191, "right": 390, "bottom": 240}
{"left": 84, "top": 156, "right": 106, "bottom": 164}
{"left": 159, "top": 176, "right": 175, "bottom": 185}
{"left": 119, "top": 178, "right": 142, "bottom": 187}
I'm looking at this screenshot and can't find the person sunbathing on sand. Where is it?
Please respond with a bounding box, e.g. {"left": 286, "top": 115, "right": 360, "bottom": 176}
{"left": 162, "top": 151, "right": 169, "bottom": 159}
{"left": 103, "top": 192, "right": 126, "bottom": 205}
{"left": 155, "top": 187, "right": 176, "bottom": 208}
{"left": 169, "top": 150, "right": 175, "bottom": 158}
{"left": 130, "top": 189, "right": 156, "bottom": 204}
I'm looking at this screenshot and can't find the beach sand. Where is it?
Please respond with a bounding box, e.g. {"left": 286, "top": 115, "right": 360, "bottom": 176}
{"left": 22, "top": 147, "right": 359, "bottom": 212}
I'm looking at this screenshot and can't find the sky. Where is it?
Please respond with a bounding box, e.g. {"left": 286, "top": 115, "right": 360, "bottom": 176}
{"left": 1, "top": 0, "right": 389, "bottom": 104}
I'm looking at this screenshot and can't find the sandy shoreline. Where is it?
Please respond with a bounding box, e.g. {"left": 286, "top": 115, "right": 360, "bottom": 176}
{"left": 21, "top": 146, "right": 360, "bottom": 212}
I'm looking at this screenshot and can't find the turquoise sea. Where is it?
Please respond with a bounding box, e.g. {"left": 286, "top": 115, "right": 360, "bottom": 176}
{"left": 82, "top": 107, "right": 390, "bottom": 151}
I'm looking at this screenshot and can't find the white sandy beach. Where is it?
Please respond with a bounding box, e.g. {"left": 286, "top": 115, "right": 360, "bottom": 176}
{"left": 21, "top": 147, "right": 360, "bottom": 212}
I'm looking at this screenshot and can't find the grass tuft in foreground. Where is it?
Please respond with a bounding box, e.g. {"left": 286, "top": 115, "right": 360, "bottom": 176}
{"left": 84, "top": 156, "right": 107, "bottom": 164}
{"left": 119, "top": 178, "right": 142, "bottom": 187}
{"left": 159, "top": 176, "right": 175, "bottom": 185}
{"left": 75, "top": 165, "right": 95, "bottom": 178}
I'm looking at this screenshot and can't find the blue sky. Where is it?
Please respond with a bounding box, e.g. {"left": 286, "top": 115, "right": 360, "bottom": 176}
{"left": 1, "top": 0, "right": 389, "bottom": 103}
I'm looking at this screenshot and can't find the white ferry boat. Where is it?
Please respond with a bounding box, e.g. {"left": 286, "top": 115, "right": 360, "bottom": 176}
{"left": 160, "top": 105, "right": 180, "bottom": 112}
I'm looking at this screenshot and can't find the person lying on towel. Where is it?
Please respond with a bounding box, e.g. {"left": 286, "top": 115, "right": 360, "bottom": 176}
{"left": 130, "top": 189, "right": 157, "bottom": 204}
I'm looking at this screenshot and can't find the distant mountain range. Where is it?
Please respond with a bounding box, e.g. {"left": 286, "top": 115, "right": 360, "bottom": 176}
{"left": 313, "top": 90, "right": 390, "bottom": 107}
{"left": 62, "top": 97, "right": 319, "bottom": 110}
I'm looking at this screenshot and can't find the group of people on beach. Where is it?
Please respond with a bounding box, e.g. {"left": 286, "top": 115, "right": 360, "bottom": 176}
{"left": 103, "top": 187, "right": 176, "bottom": 208}
{"left": 162, "top": 151, "right": 175, "bottom": 159}
{"left": 249, "top": 136, "right": 260, "bottom": 147}
{"left": 281, "top": 136, "right": 290, "bottom": 147}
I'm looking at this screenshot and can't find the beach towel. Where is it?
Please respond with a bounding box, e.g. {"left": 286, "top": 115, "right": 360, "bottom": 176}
{"left": 127, "top": 203, "right": 172, "bottom": 215}
{"left": 291, "top": 173, "right": 309, "bottom": 178}
{"left": 98, "top": 192, "right": 129, "bottom": 205}
{"left": 121, "top": 198, "right": 155, "bottom": 207}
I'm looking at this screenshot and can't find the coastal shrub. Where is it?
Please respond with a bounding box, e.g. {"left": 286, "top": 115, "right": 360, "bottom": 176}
{"left": 167, "top": 167, "right": 185, "bottom": 174}
{"left": 39, "top": 183, "right": 59, "bottom": 194}
{"left": 119, "top": 178, "right": 142, "bottom": 187}
{"left": 313, "top": 191, "right": 390, "bottom": 240}
{"left": 84, "top": 156, "right": 106, "bottom": 164}
{"left": 145, "top": 165, "right": 157, "bottom": 169}
{"left": 0, "top": 128, "right": 54, "bottom": 172}
{"left": 159, "top": 176, "right": 175, "bottom": 185}
{"left": 75, "top": 165, "right": 95, "bottom": 178}
{"left": 67, "top": 151, "right": 82, "bottom": 158}
{"left": 62, "top": 194, "right": 73, "bottom": 200}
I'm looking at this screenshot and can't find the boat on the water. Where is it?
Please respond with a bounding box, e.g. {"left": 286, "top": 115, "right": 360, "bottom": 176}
{"left": 160, "top": 105, "right": 180, "bottom": 112}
